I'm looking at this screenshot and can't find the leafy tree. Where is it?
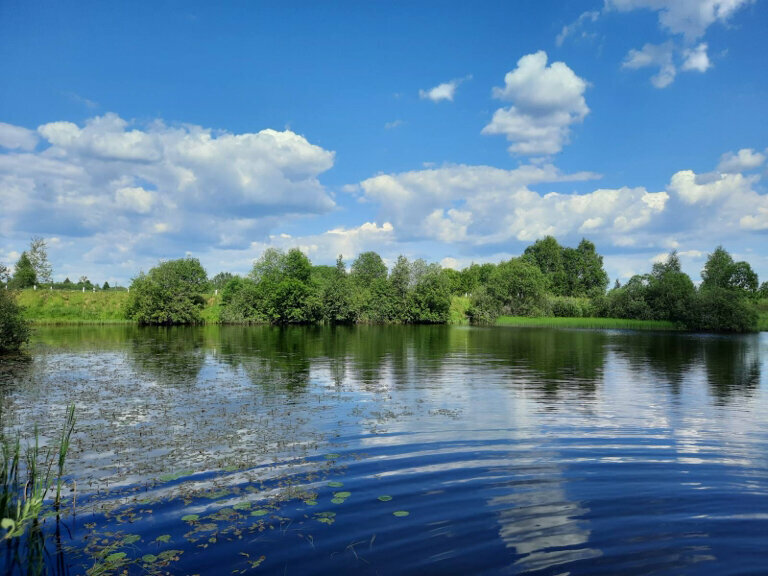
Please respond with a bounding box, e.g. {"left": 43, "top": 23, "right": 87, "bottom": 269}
{"left": 102, "top": 281, "right": 110, "bottom": 290}
{"left": 0, "top": 262, "right": 9, "bottom": 284}
{"left": 485, "top": 258, "right": 547, "bottom": 316}
{"left": 0, "top": 289, "right": 30, "bottom": 352}
{"left": 689, "top": 287, "right": 758, "bottom": 333}
{"left": 759, "top": 282, "right": 768, "bottom": 299}
{"left": 211, "top": 272, "right": 234, "bottom": 290}
{"left": 10, "top": 252, "right": 36, "bottom": 289}
{"left": 351, "top": 251, "right": 388, "bottom": 285}
{"left": 389, "top": 255, "right": 411, "bottom": 319}
{"left": 406, "top": 266, "right": 451, "bottom": 323}
{"left": 459, "top": 262, "right": 496, "bottom": 294}
{"left": 440, "top": 268, "right": 463, "bottom": 295}
{"left": 125, "top": 258, "right": 208, "bottom": 325}
{"left": 323, "top": 256, "right": 355, "bottom": 323}
{"left": 562, "top": 239, "right": 609, "bottom": 297}
{"left": 605, "top": 275, "right": 653, "bottom": 320}
{"left": 646, "top": 251, "right": 696, "bottom": 324}
{"left": 701, "top": 246, "right": 734, "bottom": 291}
{"left": 28, "top": 236, "right": 53, "bottom": 284}
{"left": 523, "top": 236, "right": 567, "bottom": 294}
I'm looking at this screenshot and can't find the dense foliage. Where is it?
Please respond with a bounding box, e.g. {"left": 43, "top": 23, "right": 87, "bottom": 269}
{"left": 0, "top": 289, "right": 31, "bottom": 352}
{"left": 125, "top": 258, "right": 209, "bottom": 325}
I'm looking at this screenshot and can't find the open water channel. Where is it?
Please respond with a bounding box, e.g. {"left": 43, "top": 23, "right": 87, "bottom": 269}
{"left": 1, "top": 325, "right": 767, "bottom": 575}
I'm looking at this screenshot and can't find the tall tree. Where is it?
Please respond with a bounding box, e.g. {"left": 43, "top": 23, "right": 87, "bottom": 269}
{"left": 351, "top": 251, "right": 388, "bottom": 285}
{"left": 28, "top": 236, "right": 53, "bottom": 284}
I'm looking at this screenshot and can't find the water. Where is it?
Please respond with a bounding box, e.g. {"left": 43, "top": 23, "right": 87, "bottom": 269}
{"left": 1, "top": 325, "right": 767, "bottom": 575}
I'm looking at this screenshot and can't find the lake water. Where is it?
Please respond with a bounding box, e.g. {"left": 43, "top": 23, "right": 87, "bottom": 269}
{"left": 1, "top": 325, "right": 767, "bottom": 575}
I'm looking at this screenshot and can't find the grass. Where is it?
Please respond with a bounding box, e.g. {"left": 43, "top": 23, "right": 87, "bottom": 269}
{"left": 448, "top": 295, "right": 471, "bottom": 325}
{"left": 496, "top": 316, "right": 682, "bottom": 331}
{"left": 16, "top": 289, "right": 131, "bottom": 323}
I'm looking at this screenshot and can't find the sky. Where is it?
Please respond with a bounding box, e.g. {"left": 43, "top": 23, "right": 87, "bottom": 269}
{"left": 1, "top": 0, "right": 766, "bottom": 286}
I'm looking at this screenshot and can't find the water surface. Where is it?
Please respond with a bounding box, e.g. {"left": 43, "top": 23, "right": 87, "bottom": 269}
{"left": 1, "top": 325, "right": 767, "bottom": 575}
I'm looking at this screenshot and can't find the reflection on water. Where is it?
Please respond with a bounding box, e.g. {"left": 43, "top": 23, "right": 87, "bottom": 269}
{"left": 0, "top": 326, "right": 766, "bottom": 575}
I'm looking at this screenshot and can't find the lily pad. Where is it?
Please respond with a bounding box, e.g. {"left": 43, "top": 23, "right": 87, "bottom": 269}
{"left": 142, "top": 554, "right": 158, "bottom": 563}
{"left": 155, "top": 534, "right": 171, "bottom": 543}
{"left": 181, "top": 514, "right": 199, "bottom": 522}
{"left": 377, "top": 495, "right": 392, "bottom": 502}
{"left": 333, "top": 491, "right": 351, "bottom": 499}
{"left": 324, "top": 453, "right": 340, "bottom": 459}
{"left": 393, "top": 510, "right": 410, "bottom": 517}
{"left": 251, "top": 509, "right": 270, "bottom": 517}
{"left": 233, "top": 501, "right": 252, "bottom": 511}
{"left": 304, "top": 500, "right": 318, "bottom": 506}
{"left": 327, "top": 481, "right": 344, "bottom": 488}
{"left": 123, "top": 534, "right": 140, "bottom": 545}
{"left": 331, "top": 497, "right": 345, "bottom": 504}
{"left": 105, "top": 552, "right": 127, "bottom": 563}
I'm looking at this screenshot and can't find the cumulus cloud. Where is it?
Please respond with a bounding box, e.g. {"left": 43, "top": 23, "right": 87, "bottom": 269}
{"left": 681, "top": 43, "right": 711, "bottom": 72}
{"left": 0, "top": 113, "right": 336, "bottom": 276}
{"left": 419, "top": 76, "right": 471, "bottom": 103}
{"left": 482, "top": 51, "right": 589, "bottom": 156}
{"left": 359, "top": 162, "right": 676, "bottom": 247}
{"left": 717, "top": 148, "right": 766, "bottom": 173}
{"left": 605, "top": 0, "right": 753, "bottom": 41}
{"left": 0, "top": 122, "right": 39, "bottom": 150}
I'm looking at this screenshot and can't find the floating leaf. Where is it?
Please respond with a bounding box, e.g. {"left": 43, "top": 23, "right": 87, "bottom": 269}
{"left": 181, "top": 514, "right": 200, "bottom": 522}
{"left": 142, "top": 554, "right": 158, "bottom": 563}
{"left": 393, "top": 511, "right": 410, "bottom": 517}
{"left": 324, "top": 453, "right": 340, "bottom": 459}
{"left": 327, "top": 481, "right": 343, "bottom": 488}
{"left": 159, "top": 470, "right": 193, "bottom": 483}
{"left": 330, "top": 497, "right": 345, "bottom": 504}
{"left": 317, "top": 517, "right": 334, "bottom": 525}
{"left": 156, "top": 534, "right": 171, "bottom": 543}
{"left": 251, "top": 509, "right": 269, "bottom": 517}
{"left": 105, "top": 552, "right": 127, "bottom": 563}
{"left": 377, "top": 495, "right": 392, "bottom": 502}
{"left": 123, "top": 534, "right": 140, "bottom": 545}
{"left": 304, "top": 500, "right": 318, "bottom": 506}
{"left": 333, "top": 491, "right": 351, "bottom": 499}
{"left": 233, "top": 501, "right": 251, "bottom": 511}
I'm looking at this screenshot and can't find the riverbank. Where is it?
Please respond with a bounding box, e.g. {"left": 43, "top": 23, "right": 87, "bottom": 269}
{"left": 496, "top": 316, "right": 682, "bottom": 331}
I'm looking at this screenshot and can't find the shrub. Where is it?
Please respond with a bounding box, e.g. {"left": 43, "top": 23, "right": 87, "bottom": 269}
{"left": 0, "top": 289, "right": 31, "bottom": 352}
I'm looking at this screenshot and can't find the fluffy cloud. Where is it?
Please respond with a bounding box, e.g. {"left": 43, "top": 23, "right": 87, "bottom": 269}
{"left": 717, "top": 148, "right": 766, "bottom": 173}
{"left": 0, "top": 114, "right": 336, "bottom": 278}
{"left": 681, "top": 43, "right": 711, "bottom": 72}
{"left": 419, "top": 76, "right": 471, "bottom": 103}
{"left": 606, "top": 0, "right": 753, "bottom": 41}
{"left": 482, "top": 52, "right": 589, "bottom": 156}
{"left": 359, "top": 162, "right": 675, "bottom": 249}
{"left": 0, "top": 122, "right": 39, "bottom": 150}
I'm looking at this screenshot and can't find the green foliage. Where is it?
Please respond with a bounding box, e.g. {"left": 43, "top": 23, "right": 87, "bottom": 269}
{"left": 210, "top": 272, "right": 235, "bottom": 290}
{"left": 689, "top": 287, "right": 758, "bottom": 333}
{"left": 701, "top": 246, "right": 758, "bottom": 296}
{"left": 351, "top": 251, "right": 388, "bottom": 285}
{"left": 0, "top": 289, "right": 31, "bottom": 352}
{"left": 604, "top": 275, "right": 653, "bottom": 320}
{"left": 645, "top": 251, "right": 696, "bottom": 324}
{"left": 10, "top": 253, "right": 36, "bottom": 289}
{"left": 28, "top": 237, "right": 52, "bottom": 285}
{"left": 486, "top": 258, "right": 547, "bottom": 316}
{"left": 125, "top": 258, "right": 208, "bottom": 325}
{"left": 322, "top": 256, "right": 355, "bottom": 324}
{"left": 405, "top": 265, "right": 451, "bottom": 323}
{"left": 523, "top": 237, "right": 609, "bottom": 298}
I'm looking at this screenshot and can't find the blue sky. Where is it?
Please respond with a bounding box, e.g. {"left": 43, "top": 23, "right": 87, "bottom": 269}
{"left": 1, "top": 0, "right": 766, "bottom": 286}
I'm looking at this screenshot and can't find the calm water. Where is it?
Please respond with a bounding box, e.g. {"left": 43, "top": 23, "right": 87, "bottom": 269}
{"left": 1, "top": 325, "right": 767, "bottom": 575}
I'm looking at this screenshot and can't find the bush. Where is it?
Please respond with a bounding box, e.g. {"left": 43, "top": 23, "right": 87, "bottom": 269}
{"left": 0, "top": 289, "right": 31, "bottom": 352}
{"left": 547, "top": 296, "right": 585, "bottom": 318}
{"left": 125, "top": 258, "right": 208, "bottom": 325}
{"left": 689, "top": 287, "right": 758, "bottom": 333}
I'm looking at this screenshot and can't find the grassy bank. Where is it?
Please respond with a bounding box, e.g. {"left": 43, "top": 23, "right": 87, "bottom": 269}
{"left": 16, "top": 289, "right": 131, "bottom": 323}
{"left": 496, "top": 316, "right": 682, "bottom": 331}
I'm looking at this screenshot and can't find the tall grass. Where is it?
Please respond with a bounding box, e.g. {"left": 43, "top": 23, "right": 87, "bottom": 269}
{"left": 1, "top": 404, "right": 76, "bottom": 541}
{"left": 496, "top": 316, "right": 681, "bottom": 331}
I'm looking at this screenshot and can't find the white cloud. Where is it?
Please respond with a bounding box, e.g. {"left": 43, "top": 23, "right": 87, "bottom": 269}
{"left": 419, "top": 76, "right": 471, "bottom": 103}
{"left": 482, "top": 51, "right": 589, "bottom": 156}
{"left": 681, "top": 43, "right": 711, "bottom": 72}
{"left": 717, "top": 148, "right": 766, "bottom": 173}
{"left": 622, "top": 42, "right": 677, "bottom": 88}
{"left": 0, "top": 122, "right": 39, "bottom": 150}
{"left": 605, "top": 0, "right": 753, "bottom": 41}
{"left": 384, "top": 119, "right": 405, "bottom": 130}
{"left": 556, "top": 11, "right": 600, "bottom": 46}
{"left": 359, "top": 162, "right": 673, "bottom": 246}
{"left": 0, "top": 114, "right": 336, "bottom": 277}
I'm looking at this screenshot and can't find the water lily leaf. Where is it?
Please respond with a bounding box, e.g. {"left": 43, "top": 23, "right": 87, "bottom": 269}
{"left": 327, "top": 481, "right": 343, "bottom": 488}
{"left": 304, "top": 500, "right": 318, "bottom": 506}
{"left": 393, "top": 510, "right": 409, "bottom": 517}
{"left": 142, "top": 554, "right": 158, "bottom": 563}
{"left": 159, "top": 470, "right": 193, "bottom": 483}
{"left": 181, "top": 514, "right": 199, "bottom": 522}
{"left": 324, "top": 453, "right": 340, "bottom": 459}
{"left": 330, "top": 497, "right": 345, "bottom": 504}
{"left": 233, "top": 501, "right": 251, "bottom": 510}
{"left": 333, "top": 491, "right": 351, "bottom": 499}
{"left": 123, "top": 534, "right": 140, "bottom": 545}
{"left": 377, "top": 495, "right": 392, "bottom": 502}
{"left": 250, "top": 509, "right": 269, "bottom": 517}
{"left": 156, "top": 534, "right": 171, "bottom": 543}
{"left": 105, "top": 552, "right": 127, "bottom": 563}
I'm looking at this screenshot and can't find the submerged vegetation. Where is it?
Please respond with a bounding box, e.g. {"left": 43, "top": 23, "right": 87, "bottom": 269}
{"left": 5, "top": 237, "right": 767, "bottom": 332}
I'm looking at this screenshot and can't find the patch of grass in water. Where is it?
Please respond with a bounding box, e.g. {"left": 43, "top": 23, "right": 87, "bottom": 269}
{"left": 496, "top": 315, "right": 681, "bottom": 331}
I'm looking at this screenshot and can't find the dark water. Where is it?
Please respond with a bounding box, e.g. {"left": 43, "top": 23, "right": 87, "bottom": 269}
{"left": 1, "top": 325, "right": 767, "bottom": 575}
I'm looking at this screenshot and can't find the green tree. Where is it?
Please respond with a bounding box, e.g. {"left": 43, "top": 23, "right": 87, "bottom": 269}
{"left": 523, "top": 236, "right": 567, "bottom": 294}
{"left": 697, "top": 246, "right": 758, "bottom": 331}
{"left": 0, "top": 288, "right": 30, "bottom": 352}
{"left": 407, "top": 266, "right": 451, "bottom": 323}
{"left": 102, "top": 281, "right": 110, "bottom": 290}
{"left": 10, "top": 252, "right": 36, "bottom": 289}
{"left": 323, "top": 256, "right": 355, "bottom": 324}
{"left": 125, "top": 258, "right": 208, "bottom": 325}
{"left": 351, "top": 251, "right": 388, "bottom": 285}
{"left": 562, "top": 239, "right": 609, "bottom": 297}
{"left": 211, "top": 272, "right": 234, "bottom": 290}
{"left": 646, "top": 251, "right": 696, "bottom": 324}
{"left": 484, "top": 258, "right": 547, "bottom": 316}
{"left": 0, "top": 262, "right": 9, "bottom": 284}
{"left": 28, "top": 236, "right": 53, "bottom": 284}
{"left": 605, "top": 275, "right": 653, "bottom": 320}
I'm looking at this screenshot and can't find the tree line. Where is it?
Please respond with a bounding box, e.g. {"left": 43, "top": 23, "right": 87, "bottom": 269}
{"left": 2, "top": 236, "right": 767, "bottom": 353}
